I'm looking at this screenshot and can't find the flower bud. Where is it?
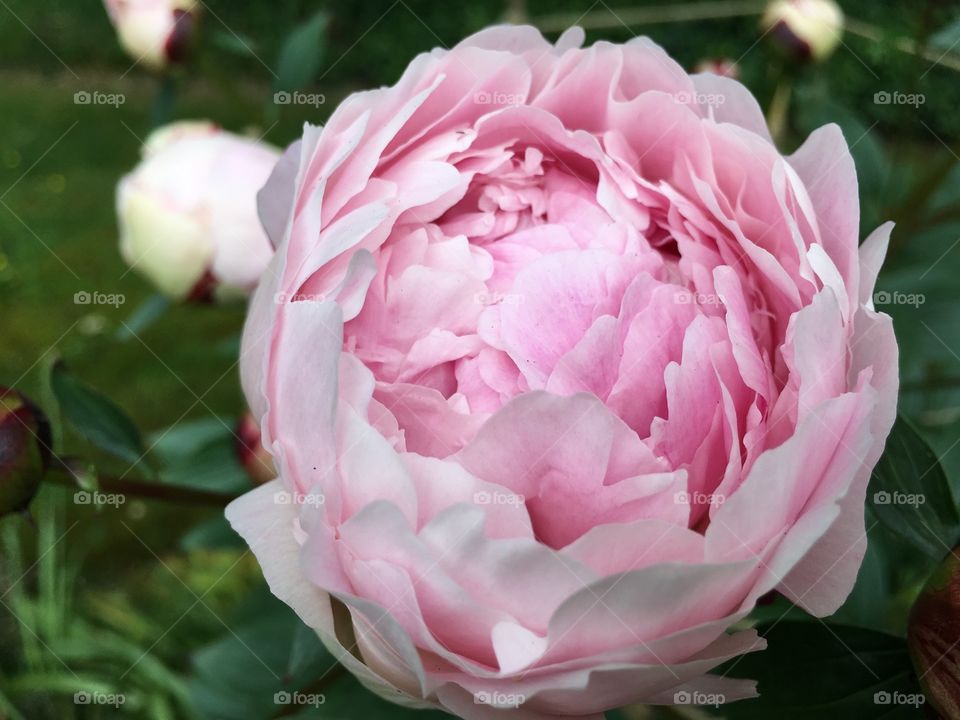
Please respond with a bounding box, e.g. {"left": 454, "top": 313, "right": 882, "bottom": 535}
{"left": 0, "top": 388, "right": 52, "bottom": 518}
{"left": 761, "top": 0, "right": 844, "bottom": 62}
{"left": 103, "top": 0, "right": 200, "bottom": 71}
{"left": 235, "top": 413, "right": 274, "bottom": 486}
{"left": 908, "top": 547, "right": 960, "bottom": 718}
{"left": 117, "top": 121, "right": 280, "bottom": 302}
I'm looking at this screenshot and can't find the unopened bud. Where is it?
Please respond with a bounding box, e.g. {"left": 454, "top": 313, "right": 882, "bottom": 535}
{"left": 908, "top": 546, "right": 960, "bottom": 718}
{"left": 761, "top": 0, "right": 844, "bottom": 62}
{"left": 0, "top": 387, "right": 52, "bottom": 518}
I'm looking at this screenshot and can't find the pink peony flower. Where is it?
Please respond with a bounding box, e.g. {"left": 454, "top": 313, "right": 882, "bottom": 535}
{"left": 117, "top": 121, "right": 279, "bottom": 302}
{"left": 103, "top": 0, "right": 199, "bottom": 71}
{"left": 227, "top": 26, "right": 898, "bottom": 717}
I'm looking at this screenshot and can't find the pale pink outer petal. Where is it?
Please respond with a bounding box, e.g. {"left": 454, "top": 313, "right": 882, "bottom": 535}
{"left": 257, "top": 139, "right": 302, "bottom": 250}
{"left": 224, "top": 480, "right": 433, "bottom": 710}
{"left": 788, "top": 124, "right": 861, "bottom": 305}
{"left": 776, "top": 232, "right": 898, "bottom": 614}
{"left": 690, "top": 72, "right": 773, "bottom": 143}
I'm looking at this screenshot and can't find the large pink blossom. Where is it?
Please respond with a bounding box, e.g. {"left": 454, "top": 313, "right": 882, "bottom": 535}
{"left": 227, "top": 26, "right": 898, "bottom": 718}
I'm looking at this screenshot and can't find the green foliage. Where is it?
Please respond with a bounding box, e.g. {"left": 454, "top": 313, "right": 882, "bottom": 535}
{"left": 869, "top": 415, "right": 960, "bottom": 559}
{"left": 50, "top": 361, "right": 148, "bottom": 469}
{"left": 712, "top": 623, "right": 924, "bottom": 719}
{"left": 273, "top": 10, "right": 329, "bottom": 94}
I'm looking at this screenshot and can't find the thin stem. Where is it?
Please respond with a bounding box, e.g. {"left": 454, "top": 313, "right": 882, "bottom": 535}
{"left": 535, "top": 0, "right": 764, "bottom": 33}
{"left": 45, "top": 463, "right": 239, "bottom": 507}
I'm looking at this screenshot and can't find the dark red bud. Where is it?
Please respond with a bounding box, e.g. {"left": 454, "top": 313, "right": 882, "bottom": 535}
{"left": 908, "top": 547, "right": 960, "bottom": 718}
{"left": 0, "top": 387, "right": 52, "bottom": 518}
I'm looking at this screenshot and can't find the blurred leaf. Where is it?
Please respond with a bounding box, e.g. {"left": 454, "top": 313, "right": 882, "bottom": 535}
{"left": 287, "top": 623, "right": 329, "bottom": 680}
{"left": 287, "top": 673, "right": 450, "bottom": 719}
{"left": 273, "top": 11, "right": 328, "bottom": 93}
{"left": 115, "top": 293, "right": 170, "bottom": 342}
{"left": 188, "top": 588, "right": 336, "bottom": 720}
{"left": 831, "top": 522, "right": 896, "bottom": 632}
{"left": 929, "top": 17, "right": 960, "bottom": 51}
{"left": 50, "top": 362, "right": 147, "bottom": 468}
{"left": 180, "top": 516, "right": 247, "bottom": 552}
{"left": 211, "top": 29, "right": 260, "bottom": 57}
{"left": 868, "top": 415, "right": 960, "bottom": 559}
{"left": 713, "top": 622, "right": 924, "bottom": 718}
{"left": 150, "top": 417, "right": 248, "bottom": 493}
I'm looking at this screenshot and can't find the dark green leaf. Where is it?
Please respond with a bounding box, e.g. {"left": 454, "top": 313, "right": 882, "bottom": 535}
{"left": 273, "top": 11, "right": 328, "bottom": 93}
{"left": 287, "top": 673, "right": 450, "bottom": 720}
{"left": 114, "top": 293, "right": 169, "bottom": 342}
{"left": 150, "top": 417, "right": 248, "bottom": 493}
{"left": 713, "top": 622, "right": 925, "bottom": 718}
{"left": 50, "top": 362, "right": 147, "bottom": 467}
{"left": 868, "top": 415, "right": 960, "bottom": 558}
{"left": 189, "top": 588, "right": 336, "bottom": 720}
{"left": 179, "top": 516, "right": 246, "bottom": 552}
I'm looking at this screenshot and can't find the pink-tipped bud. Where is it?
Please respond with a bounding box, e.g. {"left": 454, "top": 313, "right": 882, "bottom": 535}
{"left": 103, "top": 0, "right": 200, "bottom": 71}
{"left": 762, "top": 0, "right": 844, "bottom": 62}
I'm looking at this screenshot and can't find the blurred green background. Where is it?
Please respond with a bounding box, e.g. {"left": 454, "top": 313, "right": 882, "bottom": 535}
{"left": 1, "top": 1, "right": 960, "bottom": 718}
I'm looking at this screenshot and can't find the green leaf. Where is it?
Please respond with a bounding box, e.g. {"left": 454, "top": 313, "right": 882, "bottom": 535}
{"left": 179, "top": 516, "right": 246, "bottom": 552}
{"left": 211, "top": 29, "right": 260, "bottom": 58}
{"left": 188, "top": 588, "right": 336, "bottom": 720}
{"left": 50, "top": 362, "right": 147, "bottom": 468}
{"left": 150, "top": 417, "right": 248, "bottom": 493}
{"left": 114, "top": 293, "right": 169, "bottom": 342}
{"left": 930, "top": 17, "right": 960, "bottom": 52}
{"left": 868, "top": 415, "right": 960, "bottom": 559}
{"left": 273, "top": 11, "right": 328, "bottom": 93}
{"left": 286, "top": 673, "right": 450, "bottom": 720}
{"left": 713, "top": 622, "right": 924, "bottom": 718}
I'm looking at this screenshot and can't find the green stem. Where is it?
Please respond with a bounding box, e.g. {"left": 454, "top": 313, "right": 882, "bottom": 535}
{"left": 45, "top": 462, "right": 238, "bottom": 507}
{"left": 535, "top": 0, "right": 764, "bottom": 32}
